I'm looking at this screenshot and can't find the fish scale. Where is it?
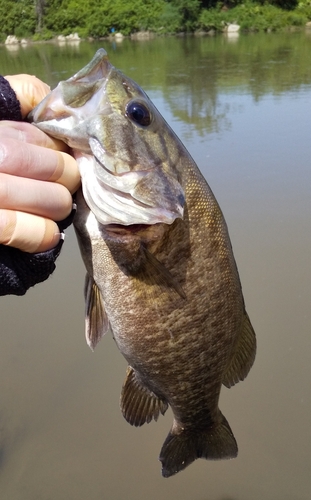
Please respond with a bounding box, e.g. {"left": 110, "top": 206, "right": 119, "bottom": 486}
{"left": 28, "top": 48, "right": 256, "bottom": 478}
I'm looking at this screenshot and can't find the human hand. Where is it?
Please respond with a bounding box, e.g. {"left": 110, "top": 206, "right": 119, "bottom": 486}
{"left": 0, "top": 76, "right": 80, "bottom": 253}
{"left": 5, "top": 74, "right": 51, "bottom": 119}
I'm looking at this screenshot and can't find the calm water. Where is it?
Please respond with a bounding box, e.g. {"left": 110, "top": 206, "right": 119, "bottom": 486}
{"left": 0, "top": 32, "right": 310, "bottom": 499}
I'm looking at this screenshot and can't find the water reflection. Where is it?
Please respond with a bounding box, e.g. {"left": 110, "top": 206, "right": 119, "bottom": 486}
{"left": 0, "top": 32, "right": 310, "bottom": 500}
{"left": 1, "top": 33, "right": 311, "bottom": 135}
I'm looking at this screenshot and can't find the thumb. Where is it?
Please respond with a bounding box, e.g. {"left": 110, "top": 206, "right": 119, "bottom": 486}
{"left": 5, "top": 74, "right": 51, "bottom": 118}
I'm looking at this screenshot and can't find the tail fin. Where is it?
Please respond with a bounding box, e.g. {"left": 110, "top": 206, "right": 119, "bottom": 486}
{"left": 159, "top": 412, "right": 237, "bottom": 478}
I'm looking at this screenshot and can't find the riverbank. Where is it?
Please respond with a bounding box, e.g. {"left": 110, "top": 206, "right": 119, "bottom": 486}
{"left": 2, "top": 1, "right": 311, "bottom": 44}
{"left": 3, "top": 22, "right": 311, "bottom": 49}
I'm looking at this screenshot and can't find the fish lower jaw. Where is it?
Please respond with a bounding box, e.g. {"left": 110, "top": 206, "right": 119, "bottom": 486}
{"left": 103, "top": 223, "right": 170, "bottom": 245}
{"left": 104, "top": 223, "right": 152, "bottom": 235}
{"left": 98, "top": 220, "right": 170, "bottom": 248}
{"left": 84, "top": 210, "right": 164, "bottom": 242}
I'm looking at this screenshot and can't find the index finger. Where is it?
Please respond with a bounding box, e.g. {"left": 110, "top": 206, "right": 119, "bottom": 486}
{"left": 0, "top": 120, "right": 69, "bottom": 153}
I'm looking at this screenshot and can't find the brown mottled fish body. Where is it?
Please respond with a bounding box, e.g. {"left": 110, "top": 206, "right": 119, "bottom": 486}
{"left": 29, "top": 49, "right": 256, "bottom": 478}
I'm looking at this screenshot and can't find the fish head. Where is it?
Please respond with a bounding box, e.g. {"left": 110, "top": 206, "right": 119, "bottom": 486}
{"left": 29, "top": 49, "right": 185, "bottom": 226}
{"left": 28, "top": 48, "right": 113, "bottom": 151}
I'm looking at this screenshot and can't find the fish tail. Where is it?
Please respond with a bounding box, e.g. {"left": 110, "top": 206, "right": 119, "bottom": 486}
{"left": 159, "top": 412, "right": 238, "bottom": 478}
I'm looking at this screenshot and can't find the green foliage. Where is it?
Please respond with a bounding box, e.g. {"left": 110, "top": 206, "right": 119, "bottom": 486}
{"left": 297, "top": 0, "right": 311, "bottom": 18}
{"left": 156, "top": 0, "right": 200, "bottom": 32}
{"left": 258, "top": 0, "right": 298, "bottom": 9}
{"left": 93, "top": 0, "right": 164, "bottom": 36}
{"left": 32, "top": 28, "right": 54, "bottom": 41}
{"left": 0, "top": 0, "right": 310, "bottom": 40}
{"left": 42, "top": 0, "right": 165, "bottom": 37}
{"left": 198, "top": 7, "right": 225, "bottom": 31}
{"left": 199, "top": 0, "right": 310, "bottom": 32}
{"left": 0, "top": 0, "right": 36, "bottom": 38}
{"left": 157, "top": 3, "right": 184, "bottom": 33}
{"left": 42, "top": 0, "right": 88, "bottom": 36}
{"left": 168, "top": 0, "right": 201, "bottom": 30}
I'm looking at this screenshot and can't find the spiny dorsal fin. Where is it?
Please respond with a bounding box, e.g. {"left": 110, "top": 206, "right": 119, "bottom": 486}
{"left": 84, "top": 274, "right": 109, "bottom": 350}
{"left": 142, "top": 246, "right": 186, "bottom": 299}
{"left": 120, "top": 366, "right": 168, "bottom": 427}
{"left": 222, "top": 311, "right": 256, "bottom": 388}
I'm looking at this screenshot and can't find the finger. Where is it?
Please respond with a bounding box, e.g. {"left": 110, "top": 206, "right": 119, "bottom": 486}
{"left": 0, "top": 173, "right": 73, "bottom": 221}
{"left": 4, "top": 74, "right": 51, "bottom": 118}
{"left": 49, "top": 151, "right": 81, "bottom": 194}
{"left": 0, "top": 120, "right": 69, "bottom": 152}
{"left": 0, "top": 139, "right": 80, "bottom": 194}
{"left": 0, "top": 209, "right": 60, "bottom": 253}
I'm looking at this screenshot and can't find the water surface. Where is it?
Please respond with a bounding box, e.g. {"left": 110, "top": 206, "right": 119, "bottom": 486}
{"left": 0, "top": 32, "right": 310, "bottom": 500}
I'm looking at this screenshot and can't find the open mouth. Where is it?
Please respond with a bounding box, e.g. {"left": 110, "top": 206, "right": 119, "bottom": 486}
{"left": 104, "top": 223, "right": 152, "bottom": 234}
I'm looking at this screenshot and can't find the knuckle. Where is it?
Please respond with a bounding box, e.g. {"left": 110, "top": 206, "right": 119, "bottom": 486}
{"left": 0, "top": 140, "right": 9, "bottom": 166}
{"left": 0, "top": 210, "right": 7, "bottom": 235}
{"left": 44, "top": 182, "right": 72, "bottom": 221}
{"left": 57, "top": 187, "right": 73, "bottom": 219}
{"left": 0, "top": 173, "right": 10, "bottom": 208}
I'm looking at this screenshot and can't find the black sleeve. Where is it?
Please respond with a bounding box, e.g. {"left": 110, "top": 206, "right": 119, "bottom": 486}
{"left": 0, "top": 204, "right": 76, "bottom": 296}
{"left": 0, "top": 75, "right": 22, "bottom": 121}
{"left": 0, "top": 240, "right": 63, "bottom": 296}
{"left": 0, "top": 75, "right": 75, "bottom": 296}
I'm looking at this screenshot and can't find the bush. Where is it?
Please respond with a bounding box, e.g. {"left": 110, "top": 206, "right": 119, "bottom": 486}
{"left": 32, "top": 28, "right": 55, "bottom": 41}
{"left": 156, "top": 3, "right": 184, "bottom": 33}
{"left": 0, "top": 0, "right": 36, "bottom": 37}
{"left": 199, "top": 1, "right": 309, "bottom": 32}
{"left": 170, "top": 0, "right": 201, "bottom": 31}
{"left": 198, "top": 7, "right": 224, "bottom": 31}
{"left": 44, "top": 0, "right": 88, "bottom": 35}
{"left": 0, "top": 0, "right": 310, "bottom": 39}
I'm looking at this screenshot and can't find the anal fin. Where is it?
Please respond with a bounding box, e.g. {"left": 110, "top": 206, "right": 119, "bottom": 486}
{"left": 222, "top": 311, "right": 256, "bottom": 388}
{"left": 121, "top": 366, "right": 168, "bottom": 427}
{"left": 84, "top": 274, "right": 109, "bottom": 350}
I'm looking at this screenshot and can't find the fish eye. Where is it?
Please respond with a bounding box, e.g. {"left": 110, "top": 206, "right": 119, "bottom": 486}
{"left": 126, "top": 100, "right": 152, "bottom": 127}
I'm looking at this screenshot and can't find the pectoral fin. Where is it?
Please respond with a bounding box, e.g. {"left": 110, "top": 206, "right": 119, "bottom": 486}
{"left": 222, "top": 311, "right": 256, "bottom": 388}
{"left": 142, "top": 246, "right": 186, "bottom": 299}
{"left": 84, "top": 274, "right": 109, "bottom": 350}
{"left": 121, "top": 366, "right": 168, "bottom": 426}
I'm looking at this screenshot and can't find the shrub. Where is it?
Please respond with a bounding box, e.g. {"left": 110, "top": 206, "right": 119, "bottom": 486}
{"left": 199, "top": 1, "right": 309, "bottom": 32}
{"left": 156, "top": 3, "right": 184, "bottom": 33}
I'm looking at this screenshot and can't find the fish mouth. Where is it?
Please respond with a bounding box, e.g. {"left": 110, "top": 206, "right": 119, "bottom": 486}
{"left": 105, "top": 223, "right": 152, "bottom": 233}
{"left": 103, "top": 222, "right": 168, "bottom": 245}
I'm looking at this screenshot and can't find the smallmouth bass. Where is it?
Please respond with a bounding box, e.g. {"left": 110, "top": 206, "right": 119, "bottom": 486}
{"left": 29, "top": 49, "right": 256, "bottom": 478}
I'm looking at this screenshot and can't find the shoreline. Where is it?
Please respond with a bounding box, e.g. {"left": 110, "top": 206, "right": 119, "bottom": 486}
{"left": 3, "top": 23, "right": 311, "bottom": 47}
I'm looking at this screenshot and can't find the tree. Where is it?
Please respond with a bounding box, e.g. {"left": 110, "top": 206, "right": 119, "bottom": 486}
{"left": 35, "top": 0, "right": 46, "bottom": 32}
{"left": 167, "top": 0, "right": 201, "bottom": 30}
